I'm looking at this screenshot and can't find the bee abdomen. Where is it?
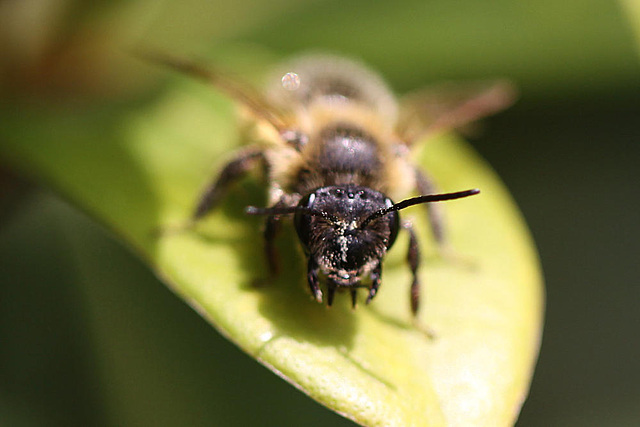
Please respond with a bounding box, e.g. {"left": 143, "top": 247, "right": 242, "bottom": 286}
{"left": 269, "top": 54, "right": 398, "bottom": 122}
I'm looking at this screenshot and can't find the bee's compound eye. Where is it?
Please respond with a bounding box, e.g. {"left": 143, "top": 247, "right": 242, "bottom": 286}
{"left": 296, "top": 192, "right": 316, "bottom": 209}
{"left": 306, "top": 193, "right": 316, "bottom": 207}
{"left": 385, "top": 198, "right": 400, "bottom": 249}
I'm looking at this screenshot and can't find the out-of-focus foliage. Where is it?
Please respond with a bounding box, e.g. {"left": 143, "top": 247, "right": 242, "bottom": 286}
{"left": 0, "top": 0, "right": 638, "bottom": 426}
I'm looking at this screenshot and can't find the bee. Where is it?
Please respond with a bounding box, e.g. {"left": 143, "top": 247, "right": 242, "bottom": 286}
{"left": 144, "top": 52, "right": 514, "bottom": 316}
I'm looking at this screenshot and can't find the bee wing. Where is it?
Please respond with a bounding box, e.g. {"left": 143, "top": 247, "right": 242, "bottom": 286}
{"left": 137, "top": 50, "right": 292, "bottom": 134}
{"left": 396, "top": 80, "right": 517, "bottom": 145}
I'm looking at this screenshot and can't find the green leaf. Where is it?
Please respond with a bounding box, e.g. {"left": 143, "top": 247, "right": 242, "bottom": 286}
{"left": 0, "top": 58, "right": 543, "bottom": 426}
{"left": 620, "top": 0, "right": 640, "bottom": 53}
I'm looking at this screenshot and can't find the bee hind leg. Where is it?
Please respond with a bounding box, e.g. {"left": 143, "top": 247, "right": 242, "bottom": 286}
{"left": 414, "top": 166, "right": 446, "bottom": 248}
{"left": 193, "top": 147, "right": 265, "bottom": 220}
{"left": 152, "top": 148, "right": 264, "bottom": 238}
{"left": 414, "top": 165, "right": 476, "bottom": 269}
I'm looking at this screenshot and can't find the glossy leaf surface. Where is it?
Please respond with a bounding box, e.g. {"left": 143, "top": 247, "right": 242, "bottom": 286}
{"left": 0, "top": 67, "right": 543, "bottom": 426}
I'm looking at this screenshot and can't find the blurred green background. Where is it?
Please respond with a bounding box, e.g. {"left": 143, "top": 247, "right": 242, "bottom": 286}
{"left": 1, "top": 0, "right": 639, "bottom": 425}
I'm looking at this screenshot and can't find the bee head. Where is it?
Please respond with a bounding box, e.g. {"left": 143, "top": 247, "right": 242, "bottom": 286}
{"left": 293, "top": 185, "right": 399, "bottom": 286}
{"left": 246, "top": 187, "right": 479, "bottom": 288}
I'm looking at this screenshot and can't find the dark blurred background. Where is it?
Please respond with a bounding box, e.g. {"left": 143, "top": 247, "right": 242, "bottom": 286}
{"left": 1, "top": 0, "right": 639, "bottom": 425}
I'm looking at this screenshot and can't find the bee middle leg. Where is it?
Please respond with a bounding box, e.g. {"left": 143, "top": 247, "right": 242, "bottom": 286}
{"left": 258, "top": 193, "right": 302, "bottom": 282}
{"left": 404, "top": 220, "right": 436, "bottom": 338}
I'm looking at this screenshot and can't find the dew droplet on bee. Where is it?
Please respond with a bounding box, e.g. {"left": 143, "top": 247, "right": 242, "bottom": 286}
{"left": 281, "top": 72, "right": 300, "bottom": 91}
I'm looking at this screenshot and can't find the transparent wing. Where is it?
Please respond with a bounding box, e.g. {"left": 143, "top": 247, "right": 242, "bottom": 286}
{"left": 137, "top": 50, "right": 292, "bottom": 134}
{"left": 396, "top": 80, "right": 517, "bottom": 144}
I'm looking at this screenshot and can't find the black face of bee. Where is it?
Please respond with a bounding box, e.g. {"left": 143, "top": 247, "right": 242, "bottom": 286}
{"left": 294, "top": 185, "right": 399, "bottom": 287}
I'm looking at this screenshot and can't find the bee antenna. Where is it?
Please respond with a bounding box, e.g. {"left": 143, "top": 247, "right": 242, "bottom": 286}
{"left": 245, "top": 206, "right": 339, "bottom": 223}
{"left": 361, "top": 189, "right": 480, "bottom": 227}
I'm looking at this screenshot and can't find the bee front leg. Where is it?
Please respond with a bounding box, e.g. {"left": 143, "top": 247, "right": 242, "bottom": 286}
{"left": 326, "top": 283, "right": 337, "bottom": 307}
{"left": 366, "top": 263, "right": 382, "bottom": 305}
{"left": 403, "top": 220, "right": 422, "bottom": 316}
{"left": 193, "top": 147, "right": 265, "bottom": 220}
{"left": 307, "top": 258, "right": 322, "bottom": 303}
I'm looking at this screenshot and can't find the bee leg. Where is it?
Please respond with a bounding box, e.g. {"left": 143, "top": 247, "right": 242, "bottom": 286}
{"left": 350, "top": 289, "right": 358, "bottom": 309}
{"left": 307, "top": 258, "right": 323, "bottom": 303}
{"left": 414, "top": 166, "right": 446, "bottom": 247}
{"left": 414, "top": 166, "right": 475, "bottom": 270}
{"left": 403, "top": 220, "right": 422, "bottom": 316}
{"left": 327, "top": 283, "right": 337, "bottom": 307}
{"left": 365, "top": 263, "right": 383, "bottom": 304}
{"left": 193, "top": 147, "right": 264, "bottom": 220}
